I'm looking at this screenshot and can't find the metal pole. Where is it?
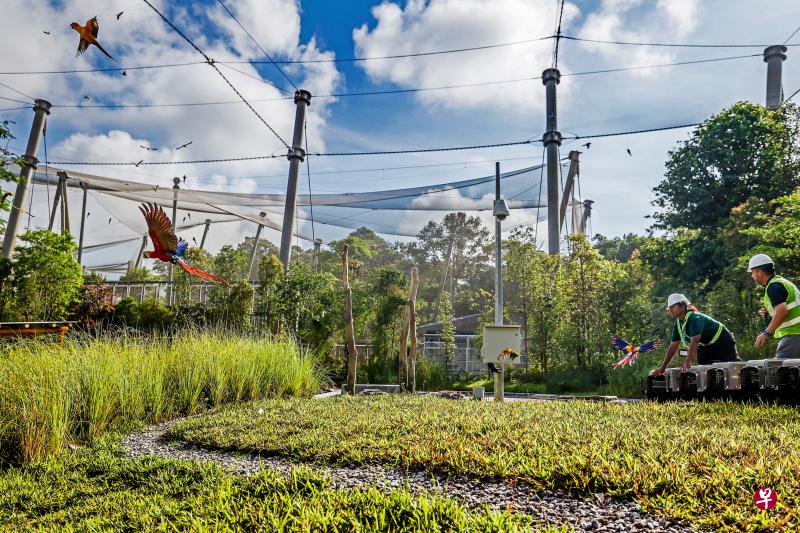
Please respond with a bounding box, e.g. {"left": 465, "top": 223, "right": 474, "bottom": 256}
{"left": 134, "top": 234, "right": 147, "bottom": 268}
{"left": 48, "top": 179, "right": 62, "bottom": 231}
{"left": 247, "top": 212, "right": 267, "bottom": 280}
{"left": 279, "top": 89, "right": 312, "bottom": 271}
{"left": 559, "top": 151, "right": 579, "bottom": 233}
{"left": 579, "top": 200, "right": 594, "bottom": 235}
{"left": 764, "top": 45, "right": 787, "bottom": 110}
{"left": 542, "top": 68, "right": 562, "bottom": 255}
{"left": 199, "top": 218, "right": 212, "bottom": 250}
{"left": 168, "top": 177, "right": 180, "bottom": 287}
{"left": 313, "top": 237, "right": 322, "bottom": 271}
{"left": 58, "top": 172, "right": 70, "bottom": 235}
{"left": 494, "top": 161, "right": 505, "bottom": 402}
{"left": 3, "top": 99, "right": 51, "bottom": 258}
{"left": 77, "top": 180, "right": 88, "bottom": 264}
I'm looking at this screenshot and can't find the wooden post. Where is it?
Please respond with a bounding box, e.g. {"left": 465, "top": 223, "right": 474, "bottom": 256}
{"left": 398, "top": 266, "right": 419, "bottom": 391}
{"left": 342, "top": 244, "right": 358, "bottom": 394}
{"left": 409, "top": 275, "right": 419, "bottom": 393}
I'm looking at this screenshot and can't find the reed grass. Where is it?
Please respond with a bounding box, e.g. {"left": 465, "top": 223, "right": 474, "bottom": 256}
{"left": 0, "top": 330, "right": 322, "bottom": 463}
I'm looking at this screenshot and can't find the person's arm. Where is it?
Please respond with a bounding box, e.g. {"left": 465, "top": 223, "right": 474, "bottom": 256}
{"left": 650, "top": 341, "right": 680, "bottom": 376}
{"left": 683, "top": 335, "right": 701, "bottom": 368}
{"left": 756, "top": 302, "right": 788, "bottom": 347}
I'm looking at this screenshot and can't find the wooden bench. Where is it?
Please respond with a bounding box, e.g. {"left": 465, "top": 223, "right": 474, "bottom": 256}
{"left": 0, "top": 321, "right": 76, "bottom": 346}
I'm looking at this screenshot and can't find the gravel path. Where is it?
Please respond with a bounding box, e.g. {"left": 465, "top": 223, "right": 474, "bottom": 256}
{"left": 122, "top": 418, "right": 703, "bottom": 533}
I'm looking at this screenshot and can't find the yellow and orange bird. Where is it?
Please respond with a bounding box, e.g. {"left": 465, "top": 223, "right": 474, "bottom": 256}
{"left": 70, "top": 17, "right": 115, "bottom": 61}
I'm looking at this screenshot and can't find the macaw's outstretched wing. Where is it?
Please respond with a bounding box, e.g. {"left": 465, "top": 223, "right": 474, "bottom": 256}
{"left": 611, "top": 336, "right": 631, "bottom": 352}
{"left": 139, "top": 202, "right": 177, "bottom": 254}
{"left": 638, "top": 340, "right": 662, "bottom": 354}
{"left": 175, "top": 259, "right": 230, "bottom": 286}
{"left": 613, "top": 352, "right": 637, "bottom": 369}
{"left": 175, "top": 238, "right": 189, "bottom": 258}
{"left": 86, "top": 17, "right": 99, "bottom": 38}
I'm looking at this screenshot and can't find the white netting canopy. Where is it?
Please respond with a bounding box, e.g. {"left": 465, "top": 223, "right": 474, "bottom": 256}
{"left": 14, "top": 160, "right": 572, "bottom": 273}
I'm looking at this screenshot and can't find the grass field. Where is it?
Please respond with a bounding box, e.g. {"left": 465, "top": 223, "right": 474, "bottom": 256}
{"left": 0, "top": 436, "right": 567, "bottom": 532}
{"left": 0, "top": 332, "right": 322, "bottom": 463}
{"left": 166, "top": 395, "right": 800, "bottom": 532}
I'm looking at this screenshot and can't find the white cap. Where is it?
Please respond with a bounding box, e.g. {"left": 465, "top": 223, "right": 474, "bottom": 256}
{"left": 748, "top": 253, "right": 774, "bottom": 272}
{"left": 667, "top": 293, "right": 689, "bottom": 309}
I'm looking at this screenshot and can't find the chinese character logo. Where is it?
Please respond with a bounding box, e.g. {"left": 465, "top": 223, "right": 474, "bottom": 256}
{"left": 754, "top": 487, "right": 777, "bottom": 510}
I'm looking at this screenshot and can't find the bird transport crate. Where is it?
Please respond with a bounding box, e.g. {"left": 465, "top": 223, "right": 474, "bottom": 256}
{"left": 711, "top": 361, "right": 747, "bottom": 391}
{"left": 776, "top": 359, "right": 800, "bottom": 402}
{"left": 741, "top": 359, "right": 784, "bottom": 392}
{"left": 481, "top": 325, "right": 521, "bottom": 365}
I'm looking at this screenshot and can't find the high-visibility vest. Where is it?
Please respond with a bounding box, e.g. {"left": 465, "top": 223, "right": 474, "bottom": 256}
{"left": 764, "top": 275, "right": 800, "bottom": 338}
{"left": 676, "top": 311, "right": 724, "bottom": 348}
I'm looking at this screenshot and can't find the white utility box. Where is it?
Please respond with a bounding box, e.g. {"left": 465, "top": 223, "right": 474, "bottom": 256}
{"left": 481, "top": 324, "right": 522, "bottom": 364}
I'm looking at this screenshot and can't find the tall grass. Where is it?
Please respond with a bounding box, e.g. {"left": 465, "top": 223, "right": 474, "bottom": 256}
{"left": 0, "top": 330, "right": 323, "bottom": 463}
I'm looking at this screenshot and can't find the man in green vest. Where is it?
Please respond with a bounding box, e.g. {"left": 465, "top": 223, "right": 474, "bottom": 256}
{"left": 649, "top": 293, "right": 739, "bottom": 376}
{"left": 749, "top": 254, "right": 800, "bottom": 359}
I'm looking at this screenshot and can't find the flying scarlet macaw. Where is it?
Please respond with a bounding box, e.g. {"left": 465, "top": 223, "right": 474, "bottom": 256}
{"left": 139, "top": 202, "right": 229, "bottom": 285}
{"left": 70, "top": 17, "right": 115, "bottom": 61}
{"left": 610, "top": 336, "right": 661, "bottom": 369}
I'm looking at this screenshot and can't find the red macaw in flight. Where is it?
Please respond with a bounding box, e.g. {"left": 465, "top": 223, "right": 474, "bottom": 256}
{"left": 611, "top": 336, "right": 661, "bottom": 369}
{"left": 139, "top": 202, "right": 229, "bottom": 285}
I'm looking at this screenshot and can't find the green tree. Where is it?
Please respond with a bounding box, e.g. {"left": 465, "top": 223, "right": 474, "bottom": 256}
{"left": 650, "top": 102, "right": 800, "bottom": 285}
{"left": 6, "top": 229, "right": 83, "bottom": 320}
{"left": 172, "top": 248, "right": 214, "bottom": 305}
{"left": 437, "top": 290, "right": 456, "bottom": 365}
{"left": 593, "top": 233, "right": 648, "bottom": 263}
{"left": 555, "top": 235, "right": 613, "bottom": 371}
{"left": 119, "top": 267, "right": 161, "bottom": 282}
{"left": 0, "top": 120, "right": 26, "bottom": 235}
{"left": 368, "top": 267, "right": 407, "bottom": 382}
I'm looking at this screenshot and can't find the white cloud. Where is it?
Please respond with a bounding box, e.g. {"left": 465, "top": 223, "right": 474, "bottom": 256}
{"left": 576, "top": 0, "right": 701, "bottom": 75}
{"left": 0, "top": 0, "right": 341, "bottom": 269}
{"left": 352, "top": 0, "right": 580, "bottom": 110}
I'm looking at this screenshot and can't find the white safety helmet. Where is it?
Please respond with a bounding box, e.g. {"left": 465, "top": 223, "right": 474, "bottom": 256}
{"left": 748, "top": 253, "right": 774, "bottom": 272}
{"left": 666, "top": 293, "right": 690, "bottom": 310}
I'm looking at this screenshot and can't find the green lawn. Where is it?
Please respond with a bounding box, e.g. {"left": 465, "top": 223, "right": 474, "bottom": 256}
{"left": 0, "top": 437, "right": 565, "bottom": 532}
{"left": 166, "top": 395, "right": 800, "bottom": 532}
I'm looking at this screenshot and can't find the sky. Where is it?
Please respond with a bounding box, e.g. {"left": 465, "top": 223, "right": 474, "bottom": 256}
{"left": 1, "top": 0, "right": 800, "bottom": 274}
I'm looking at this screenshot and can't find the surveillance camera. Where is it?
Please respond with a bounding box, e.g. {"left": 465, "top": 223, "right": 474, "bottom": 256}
{"left": 493, "top": 199, "right": 510, "bottom": 221}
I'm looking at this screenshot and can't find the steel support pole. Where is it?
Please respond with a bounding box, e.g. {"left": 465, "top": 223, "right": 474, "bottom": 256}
{"left": 77, "top": 180, "right": 88, "bottom": 264}
{"left": 279, "top": 90, "right": 311, "bottom": 271}
{"left": 542, "top": 68, "right": 562, "bottom": 255}
{"left": 134, "top": 234, "right": 147, "bottom": 269}
{"left": 559, "top": 151, "right": 580, "bottom": 233}
{"left": 48, "top": 179, "right": 62, "bottom": 231}
{"left": 168, "top": 177, "right": 180, "bottom": 288}
{"left": 247, "top": 212, "right": 267, "bottom": 281}
{"left": 3, "top": 99, "right": 50, "bottom": 258}
{"left": 764, "top": 45, "right": 787, "bottom": 110}
{"left": 494, "top": 161, "right": 505, "bottom": 402}
{"left": 199, "top": 219, "right": 212, "bottom": 250}
{"left": 59, "top": 172, "right": 70, "bottom": 235}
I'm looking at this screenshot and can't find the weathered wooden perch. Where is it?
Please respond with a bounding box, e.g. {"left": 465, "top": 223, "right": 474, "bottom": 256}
{"left": 342, "top": 244, "right": 358, "bottom": 394}
{"left": 398, "top": 266, "right": 419, "bottom": 392}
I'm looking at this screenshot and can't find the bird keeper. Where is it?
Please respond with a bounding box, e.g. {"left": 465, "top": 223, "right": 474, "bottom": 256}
{"left": 649, "top": 294, "right": 739, "bottom": 377}
{"left": 749, "top": 254, "right": 800, "bottom": 358}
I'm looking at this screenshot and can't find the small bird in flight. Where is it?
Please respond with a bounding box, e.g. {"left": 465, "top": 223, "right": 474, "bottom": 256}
{"left": 175, "top": 141, "right": 192, "bottom": 150}
{"left": 108, "top": 217, "right": 112, "bottom": 224}
{"left": 43, "top": 30, "right": 51, "bottom": 35}
{"left": 116, "top": 11, "right": 124, "bottom": 20}
{"left": 70, "top": 17, "right": 115, "bottom": 61}
{"left": 626, "top": 148, "right": 632, "bottom": 157}
{"left": 122, "top": 70, "right": 127, "bottom": 76}
{"left": 134, "top": 160, "right": 144, "bottom": 167}
{"left": 192, "top": 237, "right": 197, "bottom": 244}
{"left": 582, "top": 142, "right": 591, "bottom": 149}
{"left": 139, "top": 145, "right": 158, "bottom": 151}
{"left": 83, "top": 95, "right": 94, "bottom": 103}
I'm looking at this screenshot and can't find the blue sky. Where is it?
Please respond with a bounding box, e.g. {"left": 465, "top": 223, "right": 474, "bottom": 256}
{"left": 2, "top": 0, "right": 800, "bottom": 273}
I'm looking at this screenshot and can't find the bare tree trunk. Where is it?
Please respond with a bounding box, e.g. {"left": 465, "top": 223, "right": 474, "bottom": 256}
{"left": 342, "top": 244, "right": 358, "bottom": 394}
{"left": 398, "top": 267, "right": 419, "bottom": 391}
